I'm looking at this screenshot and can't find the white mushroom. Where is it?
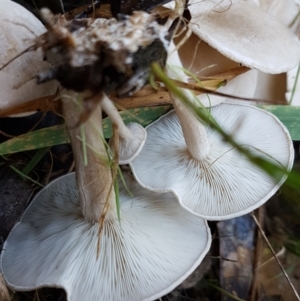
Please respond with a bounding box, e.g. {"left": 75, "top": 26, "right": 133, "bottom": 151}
{"left": 0, "top": 0, "right": 58, "bottom": 116}
{"left": 130, "top": 48, "right": 294, "bottom": 220}
{"left": 130, "top": 104, "right": 294, "bottom": 220}
{"left": 1, "top": 93, "right": 211, "bottom": 300}
{"left": 189, "top": 0, "right": 300, "bottom": 73}
{"left": 1, "top": 172, "right": 211, "bottom": 300}
{"left": 256, "top": 0, "right": 300, "bottom": 29}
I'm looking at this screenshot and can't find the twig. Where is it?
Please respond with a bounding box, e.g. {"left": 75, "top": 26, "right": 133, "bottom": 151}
{"left": 251, "top": 212, "right": 300, "bottom": 301}
{"left": 250, "top": 208, "right": 264, "bottom": 301}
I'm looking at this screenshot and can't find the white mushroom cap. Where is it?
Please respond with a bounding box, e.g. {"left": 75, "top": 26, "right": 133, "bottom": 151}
{"left": 189, "top": 0, "right": 300, "bottom": 73}
{"left": 257, "top": 0, "right": 300, "bottom": 29}
{"left": 1, "top": 173, "right": 211, "bottom": 301}
{"left": 130, "top": 103, "right": 294, "bottom": 220}
{"left": 0, "top": 0, "right": 58, "bottom": 115}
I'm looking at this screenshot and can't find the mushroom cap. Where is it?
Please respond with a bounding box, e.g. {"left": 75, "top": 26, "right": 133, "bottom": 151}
{"left": 258, "top": 0, "right": 300, "bottom": 28}
{"left": 189, "top": 0, "right": 300, "bottom": 73}
{"left": 171, "top": 36, "right": 259, "bottom": 107}
{"left": 0, "top": 0, "right": 58, "bottom": 115}
{"left": 1, "top": 173, "right": 211, "bottom": 301}
{"left": 130, "top": 102, "right": 294, "bottom": 220}
{"left": 109, "top": 123, "right": 147, "bottom": 164}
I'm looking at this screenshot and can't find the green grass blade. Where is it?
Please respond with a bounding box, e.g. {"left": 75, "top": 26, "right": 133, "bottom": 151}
{"left": 0, "top": 107, "right": 172, "bottom": 155}
{"left": 21, "top": 147, "right": 51, "bottom": 176}
{"left": 80, "top": 124, "right": 88, "bottom": 166}
{"left": 0, "top": 125, "right": 69, "bottom": 155}
{"left": 114, "top": 178, "right": 121, "bottom": 223}
{"left": 288, "top": 64, "right": 300, "bottom": 105}
{"left": 102, "top": 106, "right": 172, "bottom": 138}
{"left": 10, "top": 165, "right": 44, "bottom": 187}
{"left": 206, "top": 282, "right": 246, "bottom": 301}
{"left": 117, "top": 167, "right": 133, "bottom": 197}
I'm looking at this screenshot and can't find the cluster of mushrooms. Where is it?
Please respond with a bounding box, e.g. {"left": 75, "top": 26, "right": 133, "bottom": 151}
{"left": 0, "top": 0, "right": 300, "bottom": 300}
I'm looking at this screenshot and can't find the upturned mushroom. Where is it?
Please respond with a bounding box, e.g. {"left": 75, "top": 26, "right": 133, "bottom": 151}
{"left": 1, "top": 94, "right": 211, "bottom": 301}
{"left": 130, "top": 46, "right": 294, "bottom": 220}
{"left": 130, "top": 0, "right": 298, "bottom": 218}
{"left": 35, "top": 8, "right": 155, "bottom": 163}
{"left": 1, "top": 7, "right": 212, "bottom": 301}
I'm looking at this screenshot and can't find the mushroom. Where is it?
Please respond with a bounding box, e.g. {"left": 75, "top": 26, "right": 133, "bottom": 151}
{"left": 0, "top": 0, "right": 58, "bottom": 116}
{"left": 130, "top": 47, "right": 294, "bottom": 220}
{"left": 1, "top": 8, "right": 212, "bottom": 300}
{"left": 257, "top": 0, "right": 300, "bottom": 30}
{"left": 247, "top": 0, "right": 300, "bottom": 105}
{"left": 35, "top": 9, "right": 165, "bottom": 164}
{"left": 189, "top": 0, "right": 300, "bottom": 73}
{"left": 1, "top": 93, "right": 211, "bottom": 300}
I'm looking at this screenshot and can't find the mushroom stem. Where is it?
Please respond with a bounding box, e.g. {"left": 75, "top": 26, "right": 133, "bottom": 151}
{"left": 62, "top": 92, "right": 116, "bottom": 223}
{"left": 167, "top": 43, "right": 210, "bottom": 161}
{"left": 173, "top": 93, "right": 210, "bottom": 160}
{"left": 100, "top": 93, "right": 133, "bottom": 140}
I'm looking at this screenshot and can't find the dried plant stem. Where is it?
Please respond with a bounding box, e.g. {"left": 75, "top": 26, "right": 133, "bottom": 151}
{"left": 251, "top": 212, "right": 300, "bottom": 301}
{"left": 250, "top": 208, "right": 264, "bottom": 301}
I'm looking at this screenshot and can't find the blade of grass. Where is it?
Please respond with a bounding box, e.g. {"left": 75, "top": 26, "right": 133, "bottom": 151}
{"left": 0, "top": 124, "right": 69, "bottom": 155}
{"left": 10, "top": 165, "right": 44, "bottom": 187}
{"left": 0, "top": 107, "right": 172, "bottom": 155}
{"left": 206, "top": 282, "right": 247, "bottom": 301}
{"left": 288, "top": 63, "right": 300, "bottom": 105}
{"left": 80, "top": 124, "right": 88, "bottom": 166}
{"left": 117, "top": 166, "right": 133, "bottom": 197}
{"left": 21, "top": 147, "right": 51, "bottom": 176}
{"left": 114, "top": 178, "right": 121, "bottom": 222}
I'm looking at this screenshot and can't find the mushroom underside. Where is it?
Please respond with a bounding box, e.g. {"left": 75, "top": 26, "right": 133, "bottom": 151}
{"left": 130, "top": 102, "right": 294, "bottom": 220}
{"left": 1, "top": 173, "right": 211, "bottom": 301}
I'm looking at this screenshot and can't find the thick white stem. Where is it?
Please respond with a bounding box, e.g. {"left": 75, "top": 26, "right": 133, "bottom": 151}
{"left": 167, "top": 41, "right": 210, "bottom": 161}
{"left": 62, "top": 92, "right": 116, "bottom": 223}
{"left": 173, "top": 93, "right": 210, "bottom": 160}
{"left": 100, "top": 93, "right": 133, "bottom": 140}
